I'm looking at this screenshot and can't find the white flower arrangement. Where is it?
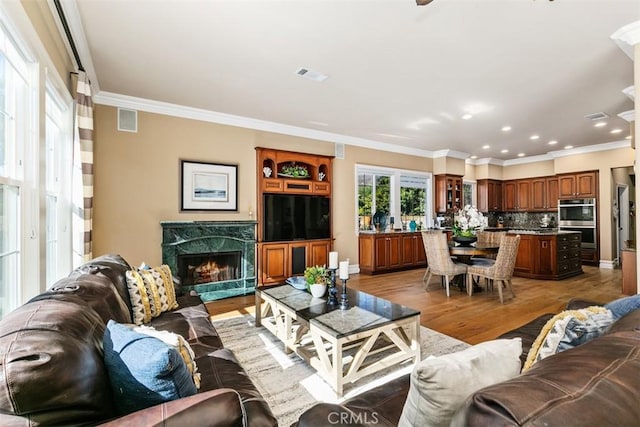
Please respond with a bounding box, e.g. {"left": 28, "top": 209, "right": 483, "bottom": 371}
{"left": 453, "top": 205, "right": 486, "bottom": 237}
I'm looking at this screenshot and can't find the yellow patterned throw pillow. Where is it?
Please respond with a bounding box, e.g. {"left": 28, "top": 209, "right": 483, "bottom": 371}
{"left": 125, "top": 264, "right": 180, "bottom": 325}
{"left": 523, "top": 306, "right": 613, "bottom": 371}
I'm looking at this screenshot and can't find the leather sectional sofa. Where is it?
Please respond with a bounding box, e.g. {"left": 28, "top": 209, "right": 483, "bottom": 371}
{"left": 295, "top": 299, "right": 640, "bottom": 426}
{"left": 0, "top": 254, "right": 277, "bottom": 427}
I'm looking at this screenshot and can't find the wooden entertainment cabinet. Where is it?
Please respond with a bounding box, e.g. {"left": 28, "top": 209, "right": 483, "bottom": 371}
{"left": 256, "top": 147, "right": 333, "bottom": 285}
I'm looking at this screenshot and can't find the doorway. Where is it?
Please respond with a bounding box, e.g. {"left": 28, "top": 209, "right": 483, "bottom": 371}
{"left": 616, "top": 184, "right": 630, "bottom": 264}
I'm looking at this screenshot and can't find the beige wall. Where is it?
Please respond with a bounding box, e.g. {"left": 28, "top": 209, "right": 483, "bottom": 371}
{"left": 93, "top": 105, "right": 434, "bottom": 268}
{"left": 502, "top": 160, "right": 555, "bottom": 180}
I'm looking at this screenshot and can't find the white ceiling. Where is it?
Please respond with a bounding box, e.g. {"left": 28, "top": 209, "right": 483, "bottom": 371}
{"left": 63, "top": 0, "right": 639, "bottom": 162}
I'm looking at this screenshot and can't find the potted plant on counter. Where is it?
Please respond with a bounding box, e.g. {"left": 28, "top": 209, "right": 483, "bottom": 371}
{"left": 304, "top": 265, "right": 330, "bottom": 297}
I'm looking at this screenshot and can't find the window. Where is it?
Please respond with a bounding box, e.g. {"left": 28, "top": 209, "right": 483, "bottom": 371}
{"left": 463, "top": 181, "right": 476, "bottom": 208}
{"left": 0, "top": 24, "right": 35, "bottom": 318}
{"left": 357, "top": 165, "right": 431, "bottom": 232}
{"left": 45, "top": 83, "right": 72, "bottom": 285}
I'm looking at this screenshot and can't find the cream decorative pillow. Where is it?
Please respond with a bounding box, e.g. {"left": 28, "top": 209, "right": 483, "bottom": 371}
{"left": 523, "top": 306, "right": 613, "bottom": 371}
{"left": 126, "top": 265, "right": 180, "bottom": 325}
{"left": 398, "top": 338, "right": 522, "bottom": 427}
{"left": 125, "top": 269, "right": 152, "bottom": 325}
{"left": 134, "top": 325, "right": 201, "bottom": 389}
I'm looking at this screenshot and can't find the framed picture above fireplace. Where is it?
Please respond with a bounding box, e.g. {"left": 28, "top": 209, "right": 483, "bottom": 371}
{"left": 180, "top": 160, "right": 238, "bottom": 211}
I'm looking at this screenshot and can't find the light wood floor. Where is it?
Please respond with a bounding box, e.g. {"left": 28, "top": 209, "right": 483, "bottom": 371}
{"left": 206, "top": 266, "right": 623, "bottom": 345}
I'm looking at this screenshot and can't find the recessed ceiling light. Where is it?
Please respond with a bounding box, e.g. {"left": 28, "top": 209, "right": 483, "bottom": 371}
{"left": 482, "top": 144, "right": 490, "bottom": 149}
{"left": 500, "top": 149, "right": 509, "bottom": 153}
{"left": 548, "top": 140, "right": 558, "bottom": 145}
{"left": 625, "top": 135, "right": 632, "bottom": 140}
{"left": 564, "top": 145, "right": 574, "bottom": 149}
{"left": 610, "top": 128, "right": 623, "bottom": 134}
{"left": 470, "top": 155, "right": 478, "bottom": 159}
{"left": 517, "top": 153, "right": 525, "bottom": 157}
{"left": 594, "top": 122, "right": 607, "bottom": 128}
{"left": 502, "top": 126, "right": 512, "bottom": 132}
{"left": 530, "top": 135, "right": 540, "bottom": 140}
{"left": 462, "top": 114, "right": 473, "bottom": 120}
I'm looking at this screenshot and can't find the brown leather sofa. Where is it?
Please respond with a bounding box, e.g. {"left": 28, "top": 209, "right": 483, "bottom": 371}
{"left": 295, "top": 300, "right": 640, "bottom": 426}
{"left": 0, "top": 254, "right": 277, "bottom": 427}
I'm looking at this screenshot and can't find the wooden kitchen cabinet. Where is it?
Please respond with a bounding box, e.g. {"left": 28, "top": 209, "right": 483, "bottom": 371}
{"left": 259, "top": 239, "right": 331, "bottom": 285}
{"left": 477, "top": 179, "right": 503, "bottom": 212}
{"left": 512, "top": 232, "right": 582, "bottom": 280}
{"left": 435, "top": 174, "right": 463, "bottom": 213}
{"left": 359, "top": 232, "right": 426, "bottom": 274}
{"left": 531, "top": 176, "right": 559, "bottom": 212}
{"left": 502, "top": 179, "right": 531, "bottom": 211}
{"left": 558, "top": 171, "right": 598, "bottom": 199}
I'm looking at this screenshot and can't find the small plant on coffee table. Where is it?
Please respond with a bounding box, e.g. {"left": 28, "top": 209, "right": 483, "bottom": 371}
{"left": 304, "top": 265, "right": 330, "bottom": 292}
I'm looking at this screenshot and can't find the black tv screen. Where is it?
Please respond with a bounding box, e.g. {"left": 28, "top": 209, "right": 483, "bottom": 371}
{"left": 263, "top": 194, "right": 330, "bottom": 242}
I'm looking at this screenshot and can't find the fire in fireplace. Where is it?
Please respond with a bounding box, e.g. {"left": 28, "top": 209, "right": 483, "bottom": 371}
{"left": 177, "top": 251, "right": 241, "bottom": 286}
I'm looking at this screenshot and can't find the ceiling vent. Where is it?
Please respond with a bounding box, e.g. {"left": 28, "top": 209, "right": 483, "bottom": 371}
{"left": 296, "top": 67, "right": 329, "bottom": 82}
{"left": 584, "top": 112, "right": 609, "bottom": 121}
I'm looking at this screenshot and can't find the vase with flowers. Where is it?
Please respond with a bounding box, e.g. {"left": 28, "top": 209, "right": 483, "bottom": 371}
{"left": 452, "top": 205, "right": 486, "bottom": 246}
{"left": 304, "top": 265, "right": 330, "bottom": 297}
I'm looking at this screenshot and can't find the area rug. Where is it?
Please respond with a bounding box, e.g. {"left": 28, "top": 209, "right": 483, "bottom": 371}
{"left": 213, "top": 314, "right": 470, "bottom": 426}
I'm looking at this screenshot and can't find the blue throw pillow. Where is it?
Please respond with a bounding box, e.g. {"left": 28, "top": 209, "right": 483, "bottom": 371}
{"left": 604, "top": 294, "right": 640, "bottom": 320}
{"left": 103, "top": 320, "right": 197, "bottom": 415}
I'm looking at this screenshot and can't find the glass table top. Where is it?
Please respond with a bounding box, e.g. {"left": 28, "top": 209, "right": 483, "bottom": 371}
{"left": 260, "top": 284, "right": 420, "bottom": 338}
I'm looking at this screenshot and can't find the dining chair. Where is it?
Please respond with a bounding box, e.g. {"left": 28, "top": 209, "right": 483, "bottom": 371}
{"left": 421, "top": 231, "right": 467, "bottom": 297}
{"left": 466, "top": 234, "right": 521, "bottom": 303}
{"left": 475, "top": 231, "right": 506, "bottom": 260}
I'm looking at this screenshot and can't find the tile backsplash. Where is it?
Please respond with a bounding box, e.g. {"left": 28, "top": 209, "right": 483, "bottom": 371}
{"left": 486, "top": 212, "right": 557, "bottom": 229}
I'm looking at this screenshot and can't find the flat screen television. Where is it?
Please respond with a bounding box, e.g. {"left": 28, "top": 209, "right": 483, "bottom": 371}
{"left": 263, "top": 194, "right": 330, "bottom": 242}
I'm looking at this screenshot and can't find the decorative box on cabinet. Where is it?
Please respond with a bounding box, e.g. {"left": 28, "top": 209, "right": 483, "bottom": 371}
{"left": 359, "top": 232, "right": 426, "bottom": 275}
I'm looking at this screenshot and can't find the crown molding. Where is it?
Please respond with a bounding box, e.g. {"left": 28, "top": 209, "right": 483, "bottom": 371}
{"left": 466, "top": 157, "right": 504, "bottom": 166}
{"left": 548, "top": 140, "right": 631, "bottom": 158}
{"left": 93, "top": 90, "right": 439, "bottom": 158}
{"left": 502, "top": 153, "right": 554, "bottom": 166}
{"left": 618, "top": 110, "right": 635, "bottom": 122}
{"left": 611, "top": 20, "right": 640, "bottom": 60}
{"left": 622, "top": 85, "right": 635, "bottom": 100}
{"left": 432, "top": 149, "right": 469, "bottom": 160}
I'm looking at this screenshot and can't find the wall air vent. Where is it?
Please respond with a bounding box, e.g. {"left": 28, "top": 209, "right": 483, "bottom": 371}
{"left": 296, "top": 67, "right": 329, "bottom": 82}
{"left": 584, "top": 112, "right": 609, "bottom": 121}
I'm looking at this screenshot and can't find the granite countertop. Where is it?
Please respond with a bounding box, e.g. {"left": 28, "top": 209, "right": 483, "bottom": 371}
{"left": 359, "top": 229, "right": 429, "bottom": 234}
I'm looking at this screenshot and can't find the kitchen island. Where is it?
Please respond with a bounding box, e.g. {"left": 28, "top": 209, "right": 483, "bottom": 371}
{"left": 505, "top": 229, "right": 583, "bottom": 280}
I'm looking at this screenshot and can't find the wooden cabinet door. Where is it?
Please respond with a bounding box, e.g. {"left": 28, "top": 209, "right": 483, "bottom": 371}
{"left": 387, "top": 235, "right": 402, "bottom": 269}
{"left": 531, "top": 178, "right": 546, "bottom": 211}
{"left": 546, "top": 177, "right": 559, "bottom": 211}
{"left": 489, "top": 180, "right": 503, "bottom": 211}
{"left": 516, "top": 180, "right": 531, "bottom": 211}
{"left": 261, "top": 243, "right": 289, "bottom": 284}
{"left": 309, "top": 240, "right": 329, "bottom": 267}
{"left": 576, "top": 172, "right": 597, "bottom": 197}
{"left": 435, "top": 175, "right": 447, "bottom": 213}
{"left": 503, "top": 181, "right": 517, "bottom": 211}
{"left": 358, "top": 235, "right": 375, "bottom": 274}
{"left": 514, "top": 234, "right": 533, "bottom": 274}
{"left": 535, "top": 236, "right": 555, "bottom": 275}
{"left": 374, "top": 236, "right": 389, "bottom": 270}
{"left": 414, "top": 234, "right": 427, "bottom": 265}
{"left": 401, "top": 235, "right": 415, "bottom": 266}
{"left": 558, "top": 174, "right": 576, "bottom": 199}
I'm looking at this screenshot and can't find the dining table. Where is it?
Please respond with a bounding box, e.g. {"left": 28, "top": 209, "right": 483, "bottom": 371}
{"left": 448, "top": 242, "right": 500, "bottom": 292}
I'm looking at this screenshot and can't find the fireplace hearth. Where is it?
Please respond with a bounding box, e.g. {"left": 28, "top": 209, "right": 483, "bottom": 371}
{"left": 161, "top": 221, "right": 256, "bottom": 301}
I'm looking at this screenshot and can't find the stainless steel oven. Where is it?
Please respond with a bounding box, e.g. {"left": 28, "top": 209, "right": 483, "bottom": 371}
{"left": 558, "top": 198, "right": 596, "bottom": 249}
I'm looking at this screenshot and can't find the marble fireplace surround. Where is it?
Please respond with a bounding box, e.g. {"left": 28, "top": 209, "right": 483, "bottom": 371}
{"left": 161, "top": 220, "right": 257, "bottom": 301}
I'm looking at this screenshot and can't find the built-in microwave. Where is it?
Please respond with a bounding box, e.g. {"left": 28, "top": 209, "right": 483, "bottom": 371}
{"left": 558, "top": 198, "right": 596, "bottom": 227}
{"left": 558, "top": 198, "right": 597, "bottom": 249}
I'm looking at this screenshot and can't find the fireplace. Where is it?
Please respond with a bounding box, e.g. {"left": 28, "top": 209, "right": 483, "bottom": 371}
{"left": 161, "top": 221, "right": 256, "bottom": 302}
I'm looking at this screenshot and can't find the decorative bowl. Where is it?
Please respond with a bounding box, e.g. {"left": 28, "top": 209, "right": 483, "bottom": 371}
{"left": 452, "top": 235, "right": 478, "bottom": 247}
{"left": 286, "top": 276, "right": 307, "bottom": 290}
